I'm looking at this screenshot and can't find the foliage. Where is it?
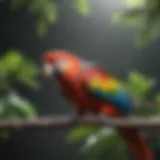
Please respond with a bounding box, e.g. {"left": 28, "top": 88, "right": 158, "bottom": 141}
{"left": 84, "top": 129, "right": 127, "bottom": 160}
{"left": 112, "top": 0, "right": 160, "bottom": 47}
{"left": 124, "top": 71, "right": 155, "bottom": 101}
{"left": 67, "top": 71, "right": 160, "bottom": 160}
{"left": 9, "top": 0, "right": 90, "bottom": 37}
{"left": 0, "top": 50, "right": 40, "bottom": 88}
{"left": 10, "top": 0, "right": 58, "bottom": 37}
{"left": 73, "top": 0, "right": 90, "bottom": 16}
{"left": 8, "top": 0, "right": 160, "bottom": 46}
{"left": 67, "top": 125, "right": 100, "bottom": 144}
{"left": 0, "top": 50, "right": 39, "bottom": 140}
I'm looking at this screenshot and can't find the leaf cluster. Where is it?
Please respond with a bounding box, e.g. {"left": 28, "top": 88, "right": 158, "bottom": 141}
{"left": 6, "top": 0, "right": 160, "bottom": 46}
{"left": 0, "top": 50, "right": 39, "bottom": 140}
{"left": 9, "top": 0, "right": 90, "bottom": 37}
{"left": 112, "top": 0, "right": 160, "bottom": 46}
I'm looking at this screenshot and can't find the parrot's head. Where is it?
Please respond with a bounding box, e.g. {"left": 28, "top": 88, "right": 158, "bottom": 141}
{"left": 42, "top": 49, "right": 81, "bottom": 78}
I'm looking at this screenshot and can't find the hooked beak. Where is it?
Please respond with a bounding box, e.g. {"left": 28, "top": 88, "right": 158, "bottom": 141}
{"left": 43, "top": 63, "right": 55, "bottom": 78}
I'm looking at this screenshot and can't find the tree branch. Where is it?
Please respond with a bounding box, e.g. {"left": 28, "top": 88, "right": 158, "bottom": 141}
{"left": 0, "top": 115, "right": 160, "bottom": 134}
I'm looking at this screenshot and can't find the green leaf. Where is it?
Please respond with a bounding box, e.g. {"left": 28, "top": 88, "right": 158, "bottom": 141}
{"left": 112, "top": 0, "right": 146, "bottom": 26}
{"left": 8, "top": 91, "right": 37, "bottom": 118}
{"left": 28, "top": 0, "right": 58, "bottom": 37}
{"left": 0, "top": 50, "right": 40, "bottom": 89}
{"left": 42, "top": 1, "right": 58, "bottom": 23}
{"left": 28, "top": 0, "right": 40, "bottom": 13}
{"left": 135, "top": 29, "right": 159, "bottom": 47}
{"left": 112, "top": 9, "right": 145, "bottom": 26}
{"left": 0, "top": 95, "right": 19, "bottom": 119}
{"left": 122, "top": 0, "right": 145, "bottom": 8}
{"left": 16, "top": 62, "right": 40, "bottom": 89}
{"left": 135, "top": 11, "right": 160, "bottom": 47}
{"left": 81, "top": 128, "right": 114, "bottom": 152}
{"left": 36, "top": 18, "right": 48, "bottom": 37}
{"left": 73, "top": 0, "right": 90, "bottom": 16}
{"left": 17, "top": 76, "right": 40, "bottom": 89}
{"left": 86, "top": 130, "right": 127, "bottom": 160}
{"left": 126, "top": 71, "right": 155, "bottom": 101}
{"left": 113, "top": 0, "right": 160, "bottom": 46}
{"left": 0, "top": 50, "right": 23, "bottom": 73}
{"left": 67, "top": 125, "right": 100, "bottom": 144}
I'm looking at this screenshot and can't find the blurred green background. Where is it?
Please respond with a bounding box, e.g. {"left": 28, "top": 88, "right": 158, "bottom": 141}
{"left": 1, "top": 0, "right": 160, "bottom": 160}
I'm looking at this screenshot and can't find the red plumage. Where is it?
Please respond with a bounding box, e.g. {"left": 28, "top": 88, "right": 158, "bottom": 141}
{"left": 43, "top": 49, "right": 154, "bottom": 160}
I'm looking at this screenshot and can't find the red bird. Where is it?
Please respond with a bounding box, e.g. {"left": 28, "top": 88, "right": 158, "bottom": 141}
{"left": 42, "top": 49, "right": 154, "bottom": 160}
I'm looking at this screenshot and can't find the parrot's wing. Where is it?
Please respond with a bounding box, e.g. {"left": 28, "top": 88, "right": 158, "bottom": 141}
{"left": 84, "top": 72, "right": 133, "bottom": 113}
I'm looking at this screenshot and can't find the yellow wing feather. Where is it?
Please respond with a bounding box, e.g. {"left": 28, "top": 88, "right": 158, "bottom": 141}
{"left": 88, "top": 76, "right": 120, "bottom": 92}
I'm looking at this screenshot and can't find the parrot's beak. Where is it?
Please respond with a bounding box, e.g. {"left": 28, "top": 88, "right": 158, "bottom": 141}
{"left": 43, "top": 63, "right": 55, "bottom": 78}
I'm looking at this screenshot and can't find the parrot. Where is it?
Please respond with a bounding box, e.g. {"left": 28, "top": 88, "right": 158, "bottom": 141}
{"left": 42, "top": 49, "right": 154, "bottom": 160}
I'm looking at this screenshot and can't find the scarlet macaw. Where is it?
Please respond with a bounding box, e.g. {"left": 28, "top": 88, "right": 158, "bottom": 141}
{"left": 42, "top": 49, "right": 153, "bottom": 160}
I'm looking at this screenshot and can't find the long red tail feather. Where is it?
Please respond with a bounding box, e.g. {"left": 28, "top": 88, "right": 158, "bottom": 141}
{"left": 101, "top": 105, "right": 154, "bottom": 160}
{"left": 117, "top": 127, "right": 153, "bottom": 160}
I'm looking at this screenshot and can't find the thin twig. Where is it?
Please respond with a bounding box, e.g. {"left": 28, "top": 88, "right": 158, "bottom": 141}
{"left": 0, "top": 115, "right": 160, "bottom": 134}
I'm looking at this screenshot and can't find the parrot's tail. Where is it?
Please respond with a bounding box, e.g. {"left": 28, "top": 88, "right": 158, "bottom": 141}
{"left": 101, "top": 105, "right": 154, "bottom": 160}
{"left": 117, "top": 127, "right": 154, "bottom": 160}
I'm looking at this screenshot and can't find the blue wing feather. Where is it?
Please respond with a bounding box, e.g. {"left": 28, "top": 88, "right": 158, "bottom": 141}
{"left": 86, "top": 76, "right": 134, "bottom": 115}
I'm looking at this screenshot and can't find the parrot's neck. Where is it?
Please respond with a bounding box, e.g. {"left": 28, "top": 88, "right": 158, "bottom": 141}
{"left": 55, "top": 59, "right": 96, "bottom": 80}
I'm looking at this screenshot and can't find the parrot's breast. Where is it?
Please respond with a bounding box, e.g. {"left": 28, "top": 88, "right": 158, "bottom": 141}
{"left": 56, "top": 74, "right": 102, "bottom": 112}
